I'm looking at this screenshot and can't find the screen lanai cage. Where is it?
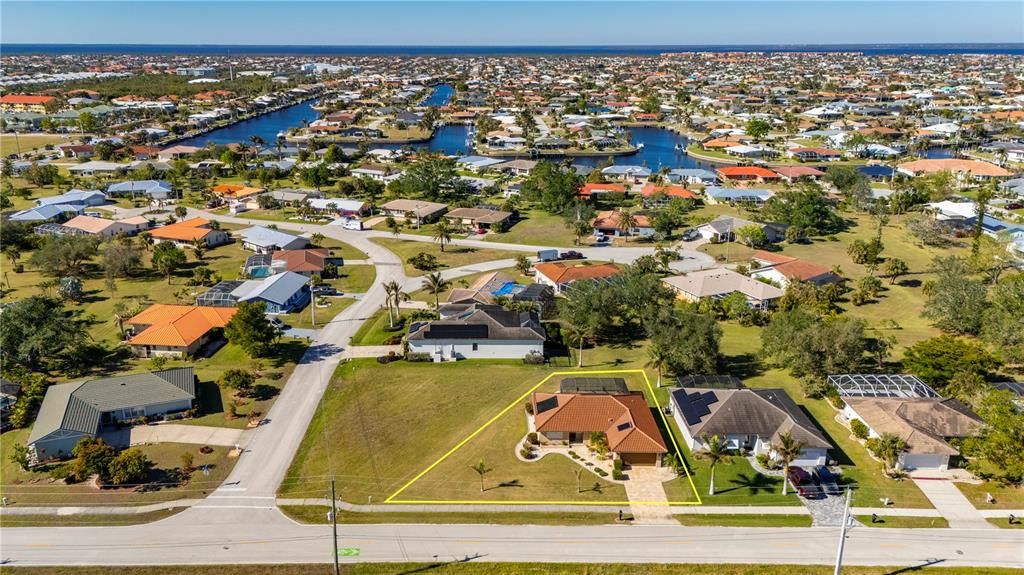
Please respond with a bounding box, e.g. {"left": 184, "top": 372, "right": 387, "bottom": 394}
{"left": 828, "top": 374, "right": 940, "bottom": 399}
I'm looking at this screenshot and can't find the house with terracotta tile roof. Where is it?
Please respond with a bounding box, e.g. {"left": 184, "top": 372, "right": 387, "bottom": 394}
{"left": 149, "top": 218, "right": 230, "bottom": 248}
{"left": 211, "top": 183, "right": 266, "bottom": 200}
{"left": 578, "top": 183, "right": 626, "bottom": 199}
{"left": 749, "top": 250, "right": 843, "bottom": 288}
{"left": 592, "top": 210, "right": 653, "bottom": 237}
{"left": 772, "top": 166, "right": 827, "bottom": 183}
{"left": 1, "top": 94, "right": 57, "bottom": 113}
{"left": 126, "top": 305, "right": 237, "bottom": 357}
{"left": 531, "top": 391, "right": 668, "bottom": 467}
{"left": 896, "top": 159, "right": 1011, "bottom": 182}
{"left": 716, "top": 166, "right": 781, "bottom": 183}
{"left": 533, "top": 262, "right": 621, "bottom": 294}
{"left": 640, "top": 183, "right": 697, "bottom": 208}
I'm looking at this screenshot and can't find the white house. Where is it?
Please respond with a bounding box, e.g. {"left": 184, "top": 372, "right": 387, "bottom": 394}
{"left": 405, "top": 304, "right": 545, "bottom": 362}
{"left": 237, "top": 226, "right": 309, "bottom": 254}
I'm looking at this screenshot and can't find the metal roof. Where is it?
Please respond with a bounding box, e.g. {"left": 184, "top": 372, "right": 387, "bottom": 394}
{"left": 829, "top": 374, "right": 939, "bottom": 399}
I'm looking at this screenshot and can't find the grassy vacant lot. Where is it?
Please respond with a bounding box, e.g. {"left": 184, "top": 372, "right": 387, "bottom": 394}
{"left": 280, "top": 506, "right": 617, "bottom": 525}
{"left": 0, "top": 133, "right": 73, "bottom": 155}
{"left": 349, "top": 309, "right": 405, "bottom": 346}
{"left": 332, "top": 264, "right": 376, "bottom": 293}
{"left": 484, "top": 209, "right": 581, "bottom": 247}
{"left": 0, "top": 508, "right": 181, "bottom": 527}
{"left": 675, "top": 513, "right": 811, "bottom": 527}
{"left": 370, "top": 237, "right": 523, "bottom": 276}
{"left": 280, "top": 361, "right": 646, "bottom": 504}
{"left": 854, "top": 515, "right": 950, "bottom": 528}
{"left": 0, "top": 437, "right": 235, "bottom": 506}
{"left": 6, "top": 565, "right": 1019, "bottom": 575}
{"left": 280, "top": 297, "right": 356, "bottom": 330}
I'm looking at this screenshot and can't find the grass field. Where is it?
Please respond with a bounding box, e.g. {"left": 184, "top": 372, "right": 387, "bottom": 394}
{"left": 280, "top": 297, "right": 356, "bottom": 330}
{"left": 483, "top": 209, "right": 581, "bottom": 247}
{"left": 332, "top": 264, "right": 376, "bottom": 293}
{"left": 280, "top": 506, "right": 617, "bottom": 525}
{"left": 854, "top": 515, "right": 950, "bottom": 528}
{"left": 0, "top": 133, "right": 74, "bottom": 155}
{"left": 0, "top": 509, "right": 182, "bottom": 527}
{"left": 5, "top": 564, "right": 1019, "bottom": 575}
{"left": 955, "top": 481, "right": 1024, "bottom": 510}
{"left": 370, "top": 238, "right": 523, "bottom": 276}
{"left": 349, "top": 309, "right": 405, "bottom": 346}
{"left": 0, "top": 438, "right": 235, "bottom": 506}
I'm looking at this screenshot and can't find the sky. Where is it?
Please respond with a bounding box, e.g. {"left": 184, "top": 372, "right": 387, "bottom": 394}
{"left": 2, "top": 1, "right": 1023, "bottom": 46}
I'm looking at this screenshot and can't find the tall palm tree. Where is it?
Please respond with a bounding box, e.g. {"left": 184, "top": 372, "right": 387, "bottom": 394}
{"left": 616, "top": 209, "right": 638, "bottom": 237}
{"left": 563, "top": 322, "right": 592, "bottom": 369}
{"left": 774, "top": 431, "right": 806, "bottom": 496}
{"left": 112, "top": 301, "right": 132, "bottom": 338}
{"left": 309, "top": 232, "right": 325, "bottom": 247}
{"left": 645, "top": 342, "right": 671, "bottom": 388}
{"left": 470, "top": 460, "right": 493, "bottom": 493}
{"left": 382, "top": 280, "right": 402, "bottom": 328}
{"left": 422, "top": 272, "right": 450, "bottom": 315}
{"left": 696, "top": 435, "right": 731, "bottom": 496}
{"left": 432, "top": 218, "right": 453, "bottom": 252}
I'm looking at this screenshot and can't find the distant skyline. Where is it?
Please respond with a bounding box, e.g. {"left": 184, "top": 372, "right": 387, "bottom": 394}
{"left": 3, "top": 1, "right": 1023, "bottom": 46}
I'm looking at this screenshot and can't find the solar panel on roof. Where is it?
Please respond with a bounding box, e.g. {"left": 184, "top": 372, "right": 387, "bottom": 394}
{"left": 701, "top": 391, "right": 719, "bottom": 405}
{"left": 423, "top": 324, "right": 488, "bottom": 339}
{"left": 536, "top": 396, "right": 559, "bottom": 414}
{"left": 616, "top": 421, "right": 633, "bottom": 431}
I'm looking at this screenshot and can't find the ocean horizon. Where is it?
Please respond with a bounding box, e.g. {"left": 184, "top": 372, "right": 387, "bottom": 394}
{"left": 3, "top": 43, "right": 1024, "bottom": 56}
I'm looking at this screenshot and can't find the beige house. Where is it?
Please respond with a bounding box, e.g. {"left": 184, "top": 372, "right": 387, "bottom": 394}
{"left": 663, "top": 269, "right": 783, "bottom": 309}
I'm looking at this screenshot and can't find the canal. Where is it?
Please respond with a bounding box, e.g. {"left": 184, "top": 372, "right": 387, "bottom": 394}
{"left": 178, "top": 101, "right": 320, "bottom": 147}
{"left": 421, "top": 84, "right": 454, "bottom": 107}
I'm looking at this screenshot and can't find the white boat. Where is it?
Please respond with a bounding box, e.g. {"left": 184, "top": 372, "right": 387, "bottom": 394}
{"left": 636, "top": 142, "right": 645, "bottom": 149}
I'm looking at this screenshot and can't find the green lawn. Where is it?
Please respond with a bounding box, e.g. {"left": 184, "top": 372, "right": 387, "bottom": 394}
{"left": 0, "top": 133, "right": 73, "bottom": 155}
{"left": 675, "top": 513, "right": 812, "bottom": 527}
{"left": 280, "top": 361, "right": 641, "bottom": 505}
{"left": 988, "top": 517, "right": 1024, "bottom": 529}
{"left": 0, "top": 508, "right": 182, "bottom": 527}
{"left": 0, "top": 436, "right": 236, "bottom": 506}
{"left": 332, "top": 264, "right": 376, "bottom": 293}
{"left": 956, "top": 481, "right": 1024, "bottom": 510}
{"left": 349, "top": 309, "right": 406, "bottom": 346}
{"left": 279, "top": 297, "right": 356, "bottom": 330}
{"left": 483, "top": 209, "right": 581, "bottom": 247}
{"left": 280, "top": 506, "right": 617, "bottom": 525}
{"left": 370, "top": 238, "right": 523, "bottom": 276}
{"left": 6, "top": 564, "right": 1019, "bottom": 575}
{"left": 854, "top": 515, "right": 950, "bottom": 528}
{"left": 319, "top": 237, "right": 369, "bottom": 261}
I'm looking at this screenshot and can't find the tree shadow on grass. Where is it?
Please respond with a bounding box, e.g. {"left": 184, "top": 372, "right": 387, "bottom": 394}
{"left": 720, "top": 352, "right": 764, "bottom": 379}
{"left": 720, "top": 472, "right": 780, "bottom": 495}
{"left": 194, "top": 380, "right": 224, "bottom": 416}
{"left": 251, "top": 384, "right": 280, "bottom": 401}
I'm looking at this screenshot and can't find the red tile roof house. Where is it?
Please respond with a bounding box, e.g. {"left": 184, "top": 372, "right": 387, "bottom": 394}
{"left": 533, "top": 262, "right": 621, "bottom": 295}
{"left": 716, "top": 166, "right": 781, "bottom": 184}
{"left": 772, "top": 166, "right": 827, "bottom": 183}
{"left": 749, "top": 250, "right": 844, "bottom": 288}
{"left": 592, "top": 210, "right": 654, "bottom": 237}
{"left": 640, "top": 183, "right": 698, "bottom": 208}
{"left": 578, "top": 183, "right": 626, "bottom": 200}
{"left": 531, "top": 391, "right": 669, "bottom": 467}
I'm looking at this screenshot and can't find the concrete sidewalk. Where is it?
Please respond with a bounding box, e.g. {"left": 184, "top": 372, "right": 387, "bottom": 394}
{"left": 912, "top": 478, "right": 995, "bottom": 529}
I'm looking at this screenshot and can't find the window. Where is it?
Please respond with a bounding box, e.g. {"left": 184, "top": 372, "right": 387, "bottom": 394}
{"left": 472, "top": 343, "right": 478, "bottom": 351}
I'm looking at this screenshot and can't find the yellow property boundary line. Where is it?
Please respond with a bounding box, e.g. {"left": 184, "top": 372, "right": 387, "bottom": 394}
{"left": 385, "top": 369, "right": 703, "bottom": 506}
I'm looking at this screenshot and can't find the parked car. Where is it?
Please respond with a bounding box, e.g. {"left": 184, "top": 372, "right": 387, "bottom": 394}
{"left": 812, "top": 466, "right": 842, "bottom": 495}
{"left": 1006, "top": 202, "right": 1023, "bottom": 210}
{"left": 312, "top": 285, "right": 339, "bottom": 296}
{"left": 681, "top": 229, "right": 700, "bottom": 241}
{"left": 594, "top": 234, "right": 610, "bottom": 244}
{"left": 787, "top": 466, "right": 824, "bottom": 499}
{"left": 560, "top": 250, "right": 584, "bottom": 260}
{"left": 268, "top": 317, "right": 285, "bottom": 329}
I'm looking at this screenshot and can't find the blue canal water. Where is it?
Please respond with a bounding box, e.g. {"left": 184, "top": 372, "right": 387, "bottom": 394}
{"left": 421, "top": 84, "right": 454, "bottom": 107}
{"left": 177, "top": 101, "right": 320, "bottom": 147}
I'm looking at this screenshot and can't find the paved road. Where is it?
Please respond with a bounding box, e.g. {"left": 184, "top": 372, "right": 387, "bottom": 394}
{"left": 3, "top": 507, "right": 1022, "bottom": 567}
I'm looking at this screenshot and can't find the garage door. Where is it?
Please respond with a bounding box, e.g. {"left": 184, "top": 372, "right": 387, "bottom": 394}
{"left": 622, "top": 453, "right": 657, "bottom": 466}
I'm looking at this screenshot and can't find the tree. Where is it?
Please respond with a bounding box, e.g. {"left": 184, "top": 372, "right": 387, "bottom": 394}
{"left": 735, "top": 224, "right": 768, "bottom": 248}
{"left": 3, "top": 244, "right": 21, "bottom": 267}
{"left": 514, "top": 254, "right": 531, "bottom": 276}
{"left": 58, "top": 276, "right": 85, "bottom": 302}
{"left": 389, "top": 154, "right": 459, "bottom": 201}
{"left": 981, "top": 273, "right": 1024, "bottom": 366}
{"left": 760, "top": 183, "right": 843, "bottom": 235}
{"left": 107, "top": 448, "right": 151, "bottom": 485}
{"left": 432, "top": 219, "right": 453, "bottom": 252}
{"left": 29, "top": 235, "right": 99, "bottom": 277}
{"left": 152, "top": 242, "right": 187, "bottom": 284}
{"left": 300, "top": 164, "right": 330, "bottom": 191}
{"left": 901, "top": 335, "right": 1000, "bottom": 390}
{"left": 9, "top": 443, "right": 30, "bottom": 471}
{"left": 884, "top": 258, "right": 908, "bottom": 285}
{"left": 615, "top": 210, "right": 637, "bottom": 236}
{"left": 565, "top": 217, "right": 594, "bottom": 246}
{"left": 190, "top": 238, "right": 206, "bottom": 261}
{"left": 309, "top": 232, "right": 325, "bottom": 247}
{"left": 696, "top": 435, "right": 731, "bottom": 496}
{"left": 78, "top": 111, "right": 97, "bottom": 133}
{"left": 760, "top": 309, "right": 867, "bottom": 378}
{"left": 846, "top": 238, "right": 884, "bottom": 267}
{"left": 174, "top": 205, "right": 188, "bottom": 219}
{"left": 865, "top": 432, "right": 907, "bottom": 473}
{"left": 773, "top": 432, "right": 806, "bottom": 496}
{"left": 470, "top": 459, "right": 493, "bottom": 493}
{"left": 645, "top": 341, "right": 671, "bottom": 387}
{"left": 101, "top": 242, "right": 144, "bottom": 278}
{"left": 0, "top": 296, "right": 89, "bottom": 373}
{"left": 71, "top": 437, "right": 117, "bottom": 482}
{"left": 923, "top": 255, "right": 987, "bottom": 335}
{"left": 383, "top": 280, "right": 403, "bottom": 328}
{"left": 962, "top": 389, "right": 1024, "bottom": 484}
{"left": 224, "top": 301, "right": 278, "bottom": 357}
{"left": 520, "top": 161, "right": 583, "bottom": 214}
{"left": 218, "top": 368, "right": 255, "bottom": 397}
{"left": 562, "top": 321, "right": 594, "bottom": 369}
{"left": 646, "top": 309, "right": 721, "bottom": 375}
{"left": 744, "top": 118, "right": 771, "bottom": 142}
{"left": 421, "top": 272, "right": 450, "bottom": 313}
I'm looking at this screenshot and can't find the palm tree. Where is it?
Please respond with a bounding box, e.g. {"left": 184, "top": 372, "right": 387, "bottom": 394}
{"left": 422, "top": 272, "right": 450, "bottom": 314}
{"left": 309, "top": 232, "right": 325, "bottom": 247}
{"left": 774, "top": 431, "right": 806, "bottom": 496}
{"left": 432, "top": 218, "right": 453, "bottom": 252}
{"left": 695, "top": 435, "right": 731, "bottom": 496}
{"left": 645, "top": 342, "right": 671, "bottom": 387}
{"left": 190, "top": 238, "right": 206, "bottom": 261}
{"left": 112, "top": 301, "right": 132, "bottom": 338}
{"left": 616, "top": 209, "right": 638, "bottom": 237}
{"left": 563, "top": 321, "right": 593, "bottom": 368}
{"left": 470, "top": 460, "right": 493, "bottom": 493}
{"left": 3, "top": 245, "right": 20, "bottom": 267}
{"left": 382, "top": 280, "right": 402, "bottom": 328}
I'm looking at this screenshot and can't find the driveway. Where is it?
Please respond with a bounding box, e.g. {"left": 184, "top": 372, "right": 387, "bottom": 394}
{"left": 912, "top": 477, "right": 994, "bottom": 529}
{"left": 102, "top": 424, "right": 245, "bottom": 448}
{"left": 623, "top": 466, "right": 675, "bottom": 524}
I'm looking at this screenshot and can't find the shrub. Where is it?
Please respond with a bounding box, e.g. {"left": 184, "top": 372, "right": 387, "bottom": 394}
{"left": 527, "top": 432, "right": 539, "bottom": 446}
{"left": 199, "top": 446, "right": 214, "bottom": 454}
{"left": 568, "top": 450, "right": 579, "bottom": 459}
{"left": 850, "top": 418, "right": 870, "bottom": 440}
{"left": 755, "top": 452, "right": 772, "bottom": 469}
{"left": 523, "top": 351, "right": 545, "bottom": 365}
{"left": 376, "top": 353, "right": 400, "bottom": 364}
{"left": 48, "top": 462, "right": 73, "bottom": 482}
{"left": 594, "top": 468, "right": 608, "bottom": 477}
{"left": 523, "top": 401, "right": 534, "bottom": 415}
{"left": 405, "top": 352, "right": 432, "bottom": 362}
{"left": 800, "top": 377, "right": 831, "bottom": 399}
{"left": 520, "top": 446, "right": 534, "bottom": 459}
{"left": 613, "top": 458, "right": 623, "bottom": 472}
{"left": 612, "top": 469, "right": 624, "bottom": 481}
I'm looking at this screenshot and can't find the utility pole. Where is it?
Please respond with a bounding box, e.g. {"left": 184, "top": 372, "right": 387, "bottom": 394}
{"left": 833, "top": 488, "right": 853, "bottom": 575}
{"left": 331, "top": 477, "right": 340, "bottom": 575}
{"left": 309, "top": 276, "right": 317, "bottom": 328}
